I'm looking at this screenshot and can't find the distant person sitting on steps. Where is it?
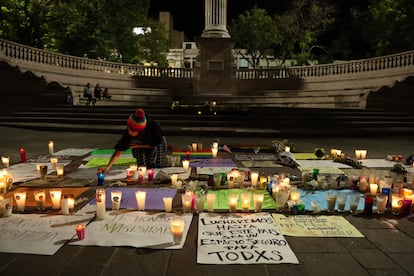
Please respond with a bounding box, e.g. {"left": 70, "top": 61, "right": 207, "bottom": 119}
{"left": 83, "top": 83, "right": 95, "bottom": 105}
{"left": 102, "top": 88, "right": 111, "bottom": 99}
{"left": 94, "top": 83, "right": 102, "bottom": 100}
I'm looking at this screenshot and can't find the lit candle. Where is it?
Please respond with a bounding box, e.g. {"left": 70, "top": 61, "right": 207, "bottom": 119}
{"left": 290, "top": 191, "right": 301, "bottom": 202}
{"left": 50, "top": 157, "right": 58, "bottom": 168}
{"left": 355, "top": 150, "right": 362, "bottom": 159}
{"left": 330, "top": 148, "right": 337, "bottom": 158}
{"left": 111, "top": 190, "right": 122, "bottom": 210}
{"left": 253, "top": 193, "right": 264, "bottom": 212}
{"left": 75, "top": 224, "right": 86, "bottom": 240}
{"left": 360, "top": 150, "right": 367, "bottom": 159}
{"left": 0, "top": 180, "right": 6, "bottom": 193}
{"left": 207, "top": 193, "right": 216, "bottom": 212}
{"left": 67, "top": 194, "right": 75, "bottom": 209}
{"left": 196, "top": 193, "right": 205, "bottom": 213}
{"left": 170, "top": 174, "right": 178, "bottom": 186}
{"left": 182, "top": 160, "right": 190, "bottom": 171}
{"left": 2, "top": 197, "right": 12, "bottom": 217}
{"left": 33, "top": 190, "right": 46, "bottom": 210}
{"left": 359, "top": 177, "right": 368, "bottom": 192}
{"left": 163, "top": 197, "right": 173, "bottom": 212}
{"left": 391, "top": 193, "right": 403, "bottom": 215}
{"left": 241, "top": 193, "right": 251, "bottom": 212}
{"left": 212, "top": 142, "right": 219, "bottom": 149}
{"left": 138, "top": 166, "right": 147, "bottom": 178}
{"left": 284, "top": 146, "right": 291, "bottom": 152}
{"left": 56, "top": 164, "right": 64, "bottom": 177}
{"left": 170, "top": 217, "right": 185, "bottom": 244}
{"left": 192, "top": 143, "right": 198, "bottom": 152}
{"left": 186, "top": 151, "right": 190, "bottom": 160}
{"left": 181, "top": 193, "right": 192, "bottom": 213}
{"left": 48, "top": 141, "right": 54, "bottom": 155}
{"left": 126, "top": 168, "right": 136, "bottom": 181}
{"left": 250, "top": 171, "right": 259, "bottom": 188}
{"left": 96, "top": 189, "right": 106, "bottom": 219}
{"left": 211, "top": 147, "right": 218, "bottom": 158}
{"left": 1, "top": 156, "right": 9, "bottom": 168}
{"left": 135, "top": 191, "right": 146, "bottom": 211}
{"left": 49, "top": 189, "right": 62, "bottom": 209}
{"left": 335, "top": 149, "right": 342, "bottom": 158}
{"left": 147, "top": 169, "right": 154, "bottom": 181}
{"left": 14, "top": 191, "right": 26, "bottom": 212}
{"left": 370, "top": 183, "right": 378, "bottom": 196}
{"left": 228, "top": 193, "right": 238, "bottom": 212}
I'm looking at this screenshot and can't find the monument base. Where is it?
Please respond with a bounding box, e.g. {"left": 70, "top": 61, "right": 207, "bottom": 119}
{"left": 193, "top": 37, "right": 237, "bottom": 95}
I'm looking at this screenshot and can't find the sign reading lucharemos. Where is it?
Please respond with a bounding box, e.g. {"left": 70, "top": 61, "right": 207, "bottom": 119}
{"left": 197, "top": 213, "right": 299, "bottom": 264}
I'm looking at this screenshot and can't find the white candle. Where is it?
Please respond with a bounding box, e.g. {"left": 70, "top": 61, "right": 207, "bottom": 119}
{"left": 196, "top": 194, "right": 205, "bottom": 213}
{"left": 355, "top": 150, "right": 362, "bottom": 159}
{"left": 135, "top": 191, "right": 146, "bottom": 211}
{"left": 49, "top": 189, "right": 62, "bottom": 209}
{"left": 192, "top": 143, "right": 198, "bottom": 152}
{"left": 48, "top": 141, "right": 54, "bottom": 155}
{"left": 360, "top": 150, "right": 367, "bottom": 159}
{"left": 211, "top": 147, "right": 218, "bottom": 158}
{"left": 241, "top": 193, "right": 251, "bottom": 212}
{"left": 290, "top": 191, "right": 301, "bottom": 202}
{"left": 163, "top": 197, "right": 173, "bottom": 212}
{"left": 250, "top": 171, "right": 259, "bottom": 187}
{"left": 182, "top": 160, "right": 190, "bottom": 171}
{"left": 126, "top": 168, "right": 136, "bottom": 181}
{"left": 111, "top": 190, "right": 122, "bottom": 210}
{"left": 284, "top": 146, "right": 291, "bottom": 152}
{"left": 1, "top": 156, "right": 9, "bottom": 168}
{"left": 14, "top": 191, "right": 26, "bottom": 212}
{"left": 370, "top": 183, "right": 378, "bottom": 196}
{"left": 56, "top": 164, "right": 64, "bottom": 177}
{"left": 170, "top": 174, "right": 178, "bottom": 186}
{"left": 207, "top": 194, "right": 216, "bottom": 212}
{"left": 212, "top": 142, "right": 219, "bottom": 149}
{"left": 170, "top": 217, "right": 185, "bottom": 244}
{"left": 181, "top": 194, "right": 192, "bottom": 213}
{"left": 33, "top": 190, "right": 46, "bottom": 210}
{"left": 138, "top": 166, "right": 147, "bottom": 177}
{"left": 61, "top": 198, "right": 70, "bottom": 215}
{"left": 50, "top": 157, "right": 58, "bottom": 168}
{"left": 228, "top": 193, "right": 238, "bottom": 212}
{"left": 96, "top": 189, "right": 106, "bottom": 219}
{"left": 254, "top": 193, "right": 264, "bottom": 212}
{"left": 2, "top": 197, "right": 12, "bottom": 217}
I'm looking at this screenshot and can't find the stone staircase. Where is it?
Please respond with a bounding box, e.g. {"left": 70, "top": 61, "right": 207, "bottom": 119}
{"left": 0, "top": 104, "right": 413, "bottom": 138}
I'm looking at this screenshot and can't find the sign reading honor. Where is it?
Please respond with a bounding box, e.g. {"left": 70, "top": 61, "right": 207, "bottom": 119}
{"left": 197, "top": 213, "right": 299, "bottom": 264}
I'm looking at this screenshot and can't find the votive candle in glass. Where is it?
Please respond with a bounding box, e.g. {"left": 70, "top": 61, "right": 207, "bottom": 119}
{"left": 135, "top": 191, "right": 146, "bottom": 211}
{"left": 254, "top": 193, "right": 264, "bottom": 212}
{"left": 228, "top": 193, "right": 238, "bottom": 212}
{"left": 49, "top": 189, "right": 62, "bottom": 209}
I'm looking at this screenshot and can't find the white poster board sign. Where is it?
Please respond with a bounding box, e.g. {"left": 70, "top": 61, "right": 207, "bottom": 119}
{"left": 197, "top": 212, "right": 299, "bottom": 264}
{"left": 0, "top": 214, "right": 94, "bottom": 255}
{"left": 71, "top": 211, "right": 192, "bottom": 249}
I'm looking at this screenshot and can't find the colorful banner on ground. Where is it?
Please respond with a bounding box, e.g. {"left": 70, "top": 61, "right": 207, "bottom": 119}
{"left": 197, "top": 213, "right": 299, "bottom": 264}
{"left": 207, "top": 189, "right": 276, "bottom": 211}
{"left": 70, "top": 212, "right": 192, "bottom": 249}
{"left": 272, "top": 214, "right": 364, "bottom": 237}
{"left": 0, "top": 213, "right": 94, "bottom": 255}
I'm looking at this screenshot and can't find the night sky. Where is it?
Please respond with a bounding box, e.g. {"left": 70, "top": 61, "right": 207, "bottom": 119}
{"left": 149, "top": 0, "right": 289, "bottom": 40}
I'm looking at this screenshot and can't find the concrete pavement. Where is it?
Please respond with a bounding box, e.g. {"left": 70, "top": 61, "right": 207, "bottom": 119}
{"left": 0, "top": 126, "right": 414, "bottom": 276}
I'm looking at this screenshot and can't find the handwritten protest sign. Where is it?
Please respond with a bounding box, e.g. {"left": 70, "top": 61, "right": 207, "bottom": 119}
{"left": 197, "top": 213, "right": 299, "bottom": 264}
{"left": 0, "top": 214, "right": 94, "bottom": 255}
{"left": 71, "top": 211, "right": 192, "bottom": 249}
{"left": 272, "top": 214, "right": 364, "bottom": 237}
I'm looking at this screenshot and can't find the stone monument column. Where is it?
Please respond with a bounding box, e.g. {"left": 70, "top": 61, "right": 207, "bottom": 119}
{"left": 193, "top": 0, "right": 237, "bottom": 95}
{"left": 202, "top": 0, "right": 230, "bottom": 38}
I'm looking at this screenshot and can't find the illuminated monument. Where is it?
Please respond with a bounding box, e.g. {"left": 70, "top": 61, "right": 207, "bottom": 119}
{"left": 193, "top": 0, "right": 237, "bottom": 95}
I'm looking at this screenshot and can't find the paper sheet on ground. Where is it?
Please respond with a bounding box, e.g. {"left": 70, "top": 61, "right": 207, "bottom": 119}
{"left": 293, "top": 153, "right": 319, "bottom": 160}
{"left": 296, "top": 160, "right": 352, "bottom": 168}
{"left": 82, "top": 153, "right": 134, "bottom": 161}
{"left": 297, "top": 189, "right": 364, "bottom": 211}
{"left": 298, "top": 167, "right": 346, "bottom": 175}
{"left": 6, "top": 162, "right": 59, "bottom": 183}
{"left": 272, "top": 214, "right": 364, "bottom": 237}
{"left": 84, "top": 158, "right": 136, "bottom": 168}
{"left": 53, "top": 148, "right": 96, "bottom": 156}
{"left": 71, "top": 211, "right": 192, "bottom": 249}
{"left": 190, "top": 158, "right": 236, "bottom": 167}
{"left": 196, "top": 167, "right": 233, "bottom": 175}
{"left": 207, "top": 189, "right": 276, "bottom": 211}
{"left": 234, "top": 153, "right": 277, "bottom": 161}
{"left": 241, "top": 160, "right": 282, "bottom": 168}
{"left": 197, "top": 212, "right": 299, "bottom": 264}
{"left": 360, "top": 159, "right": 397, "bottom": 168}
{"left": 0, "top": 213, "right": 94, "bottom": 255}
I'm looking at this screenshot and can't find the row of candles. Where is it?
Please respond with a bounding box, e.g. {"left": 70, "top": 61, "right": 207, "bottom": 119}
{"left": 0, "top": 189, "right": 75, "bottom": 217}
{"left": 186, "top": 142, "right": 219, "bottom": 158}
